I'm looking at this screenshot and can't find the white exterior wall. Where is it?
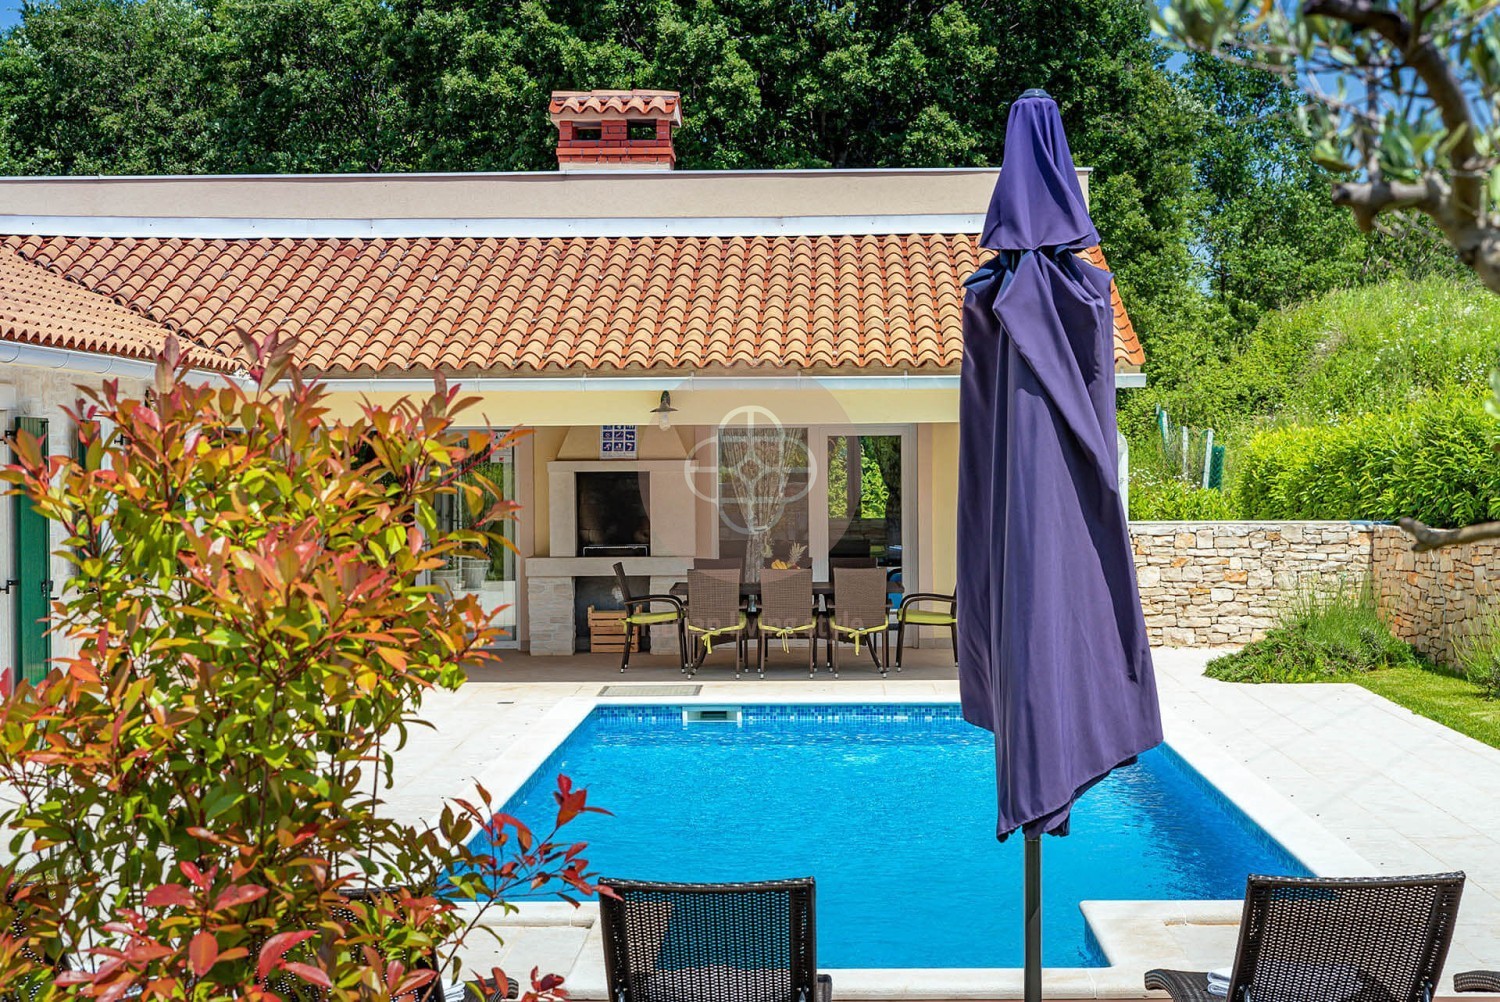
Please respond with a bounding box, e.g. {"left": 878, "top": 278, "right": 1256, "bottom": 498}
{"left": 0, "top": 364, "right": 151, "bottom": 681}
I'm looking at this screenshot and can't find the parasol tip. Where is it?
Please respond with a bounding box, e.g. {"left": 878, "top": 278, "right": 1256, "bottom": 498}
{"left": 1019, "top": 88, "right": 1053, "bottom": 101}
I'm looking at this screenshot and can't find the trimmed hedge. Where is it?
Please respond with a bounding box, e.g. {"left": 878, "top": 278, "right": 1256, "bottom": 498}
{"left": 1233, "top": 394, "right": 1500, "bottom": 526}
{"left": 1129, "top": 477, "right": 1239, "bottom": 520}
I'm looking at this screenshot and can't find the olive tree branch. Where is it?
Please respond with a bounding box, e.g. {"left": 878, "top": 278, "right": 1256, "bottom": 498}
{"left": 1304, "top": 0, "right": 1500, "bottom": 289}
{"left": 1398, "top": 516, "right": 1500, "bottom": 551}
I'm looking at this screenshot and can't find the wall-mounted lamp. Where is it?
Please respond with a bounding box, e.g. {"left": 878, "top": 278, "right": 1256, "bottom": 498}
{"left": 649, "top": 390, "right": 678, "bottom": 430}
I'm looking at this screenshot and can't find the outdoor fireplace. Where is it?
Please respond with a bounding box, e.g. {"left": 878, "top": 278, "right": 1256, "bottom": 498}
{"left": 530, "top": 456, "right": 695, "bottom": 655}
{"left": 576, "top": 471, "right": 651, "bottom": 556}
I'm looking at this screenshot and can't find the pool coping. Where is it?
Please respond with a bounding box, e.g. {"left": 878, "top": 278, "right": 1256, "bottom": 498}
{"left": 444, "top": 693, "right": 1375, "bottom": 999}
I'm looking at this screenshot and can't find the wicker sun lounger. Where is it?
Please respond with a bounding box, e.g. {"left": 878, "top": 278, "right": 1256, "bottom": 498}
{"left": 1144, "top": 872, "right": 1465, "bottom": 1002}
{"left": 599, "top": 877, "right": 832, "bottom": 1002}
{"left": 1456, "top": 971, "right": 1500, "bottom": 992}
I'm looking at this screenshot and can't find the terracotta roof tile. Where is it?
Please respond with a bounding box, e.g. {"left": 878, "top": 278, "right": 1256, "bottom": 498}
{"left": 0, "top": 234, "right": 1145, "bottom": 376}
{"left": 549, "top": 90, "right": 681, "bottom": 122}
{"left": 0, "top": 247, "right": 235, "bottom": 371}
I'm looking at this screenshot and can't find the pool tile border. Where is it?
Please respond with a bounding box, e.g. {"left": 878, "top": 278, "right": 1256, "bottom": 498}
{"left": 1159, "top": 705, "right": 1373, "bottom": 876}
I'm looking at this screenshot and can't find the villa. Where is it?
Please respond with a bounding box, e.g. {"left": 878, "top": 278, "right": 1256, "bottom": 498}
{"left": 0, "top": 88, "right": 1145, "bottom": 675}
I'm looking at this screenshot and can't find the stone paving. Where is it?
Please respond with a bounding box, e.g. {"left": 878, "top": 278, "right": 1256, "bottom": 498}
{"left": 389, "top": 647, "right": 1500, "bottom": 997}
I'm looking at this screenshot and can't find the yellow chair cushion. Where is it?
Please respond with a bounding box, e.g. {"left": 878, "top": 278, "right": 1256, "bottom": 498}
{"left": 625, "top": 610, "right": 681, "bottom": 626}
{"left": 688, "top": 614, "right": 748, "bottom": 634}
{"left": 902, "top": 609, "right": 956, "bottom": 626}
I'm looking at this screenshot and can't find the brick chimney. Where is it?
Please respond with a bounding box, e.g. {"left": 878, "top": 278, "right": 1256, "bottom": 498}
{"left": 548, "top": 89, "right": 681, "bottom": 172}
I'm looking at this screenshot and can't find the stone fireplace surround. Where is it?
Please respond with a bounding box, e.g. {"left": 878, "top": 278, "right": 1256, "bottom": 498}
{"left": 527, "top": 458, "right": 697, "bottom": 655}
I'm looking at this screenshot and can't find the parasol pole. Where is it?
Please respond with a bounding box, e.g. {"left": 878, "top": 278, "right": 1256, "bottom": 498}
{"left": 1024, "top": 835, "right": 1042, "bottom": 1002}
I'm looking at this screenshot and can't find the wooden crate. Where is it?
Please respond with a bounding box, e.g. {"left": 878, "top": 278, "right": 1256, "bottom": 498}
{"left": 587, "top": 606, "right": 638, "bottom": 653}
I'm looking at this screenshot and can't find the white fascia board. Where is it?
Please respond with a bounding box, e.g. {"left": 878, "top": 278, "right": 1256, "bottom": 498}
{"left": 0, "top": 213, "right": 985, "bottom": 240}
{"left": 0, "top": 166, "right": 1060, "bottom": 182}
{"left": 0, "top": 351, "right": 1138, "bottom": 394}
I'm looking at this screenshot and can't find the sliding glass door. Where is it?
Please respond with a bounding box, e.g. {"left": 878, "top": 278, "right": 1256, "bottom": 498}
{"left": 436, "top": 438, "right": 518, "bottom": 647}
{"left": 825, "top": 432, "right": 904, "bottom": 576}
{"left": 716, "top": 425, "right": 811, "bottom": 579}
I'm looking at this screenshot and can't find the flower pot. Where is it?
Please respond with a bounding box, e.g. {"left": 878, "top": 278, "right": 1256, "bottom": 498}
{"left": 461, "top": 557, "right": 488, "bottom": 591}
{"left": 432, "top": 569, "right": 460, "bottom": 595}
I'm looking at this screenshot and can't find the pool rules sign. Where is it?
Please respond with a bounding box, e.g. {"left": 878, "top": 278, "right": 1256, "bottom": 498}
{"left": 600, "top": 425, "right": 638, "bottom": 459}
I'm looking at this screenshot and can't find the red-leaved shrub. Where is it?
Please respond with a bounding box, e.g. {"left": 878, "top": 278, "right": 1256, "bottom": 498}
{"left": 0, "top": 338, "right": 603, "bottom": 1000}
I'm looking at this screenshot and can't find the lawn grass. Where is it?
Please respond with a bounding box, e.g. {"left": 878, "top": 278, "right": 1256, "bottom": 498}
{"left": 1348, "top": 665, "right": 1500, "bottom": 751}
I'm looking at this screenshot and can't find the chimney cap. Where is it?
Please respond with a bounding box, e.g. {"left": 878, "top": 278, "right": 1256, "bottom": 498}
{"left": 548, "top": 89, "right": 682, "bottom": 125}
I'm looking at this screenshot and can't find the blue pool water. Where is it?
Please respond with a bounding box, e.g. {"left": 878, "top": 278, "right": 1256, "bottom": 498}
{"left": 483, "top": 704, "right": 1308, "bottom": 968}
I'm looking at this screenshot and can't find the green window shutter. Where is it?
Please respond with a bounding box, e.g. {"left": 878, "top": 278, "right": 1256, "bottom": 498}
{"left": 14, "top": 416, "right": 50, "bottom": 685}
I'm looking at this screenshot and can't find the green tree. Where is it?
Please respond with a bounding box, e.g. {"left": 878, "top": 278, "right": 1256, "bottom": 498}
{"left": 0, "top": 0, "right": 220, "bottom": 174}
{"left": 1187, "top": 54, "right": 1369, "bottom": 322}
{"left": 1123, "top": 53, "right": 1471, "bottom": 431}
{"left": 212, "top": 0, "right": 414, "bottom": 173}
{"left": 0, "top": 0, "right": 1208, "bottom": 352}
{"left": 1158, "top": 0, "right": 1500, "bottom": 550}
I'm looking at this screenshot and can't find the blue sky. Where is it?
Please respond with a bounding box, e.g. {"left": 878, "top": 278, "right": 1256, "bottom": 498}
{"left": 0, "top": 3, "right": 20, "bottom": 30}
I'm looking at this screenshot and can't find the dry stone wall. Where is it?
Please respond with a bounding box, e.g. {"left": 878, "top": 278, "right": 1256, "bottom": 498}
{"left": 1371, "top": 525, "right": 1500, "bottom": 665}
{"left": 1130, "top": 522, "right": 1374, "bottom": 647}
{"left": 1130, "top": 521, "right": 1497, "bottom": 662}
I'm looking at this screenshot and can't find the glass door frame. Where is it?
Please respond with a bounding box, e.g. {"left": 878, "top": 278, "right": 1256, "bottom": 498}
{"left": 447, "top": 427, "right": 522, "bottom": 649}
{"left": 808, "top": 424, "right": 916, "bottom": 584}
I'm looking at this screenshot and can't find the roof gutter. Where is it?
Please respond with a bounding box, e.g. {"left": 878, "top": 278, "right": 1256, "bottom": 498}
{"left": 295, "top": 371, "right": 1146, "bottom": 393}
{"left": 0, "top": 341, "right": 228, "bottom": 383}
{"left": 295, "top": 373, "right": 960, "bottom": 394}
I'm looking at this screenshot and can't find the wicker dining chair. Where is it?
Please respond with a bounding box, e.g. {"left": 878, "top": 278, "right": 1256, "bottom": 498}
{"left": 599, "top": 877, "right": 832, "bottom": 1002}
{"left": 757, "top": 568, "right": 818, "bottom": 678}
{"left": 613, "top": 562, "right": 689, "bottom": 674}
{"left": 693, "top": 557, "right": 743, "bottom": 571}
{"left": 685, "top": 568, "right": 750, "bottom": 678}
{"left": 1144, "top": 872, "right": 1465, "bottom": 1002}
{"left": 1456, "top": 971, "right": 1500, "bottom": 992}
{"left": 894, "top": 593, "right": 957, "bottom": 671}
{"left": 825, "top": 567, "right": 890, "bottom": 678}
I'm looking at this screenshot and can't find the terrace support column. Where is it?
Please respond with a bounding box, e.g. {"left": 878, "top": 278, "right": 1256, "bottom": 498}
{"left": 526, "top": 575, "right": 577, "bottom": 655}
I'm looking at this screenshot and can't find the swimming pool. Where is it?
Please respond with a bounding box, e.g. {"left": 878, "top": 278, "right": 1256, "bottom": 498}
{"left": 483, "top": 703, "right": 1309, "bottom": 969}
